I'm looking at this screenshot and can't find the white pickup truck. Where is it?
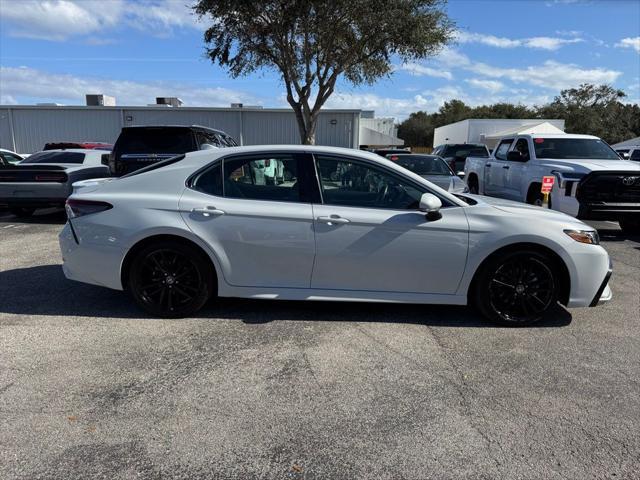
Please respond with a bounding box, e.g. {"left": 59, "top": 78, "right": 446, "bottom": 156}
{"left": 465, "top": 133, "right": 640, "bottom": 234}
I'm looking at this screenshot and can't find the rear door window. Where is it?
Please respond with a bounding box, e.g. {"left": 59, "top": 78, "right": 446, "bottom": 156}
{"left": 223, "top": 154, "right": 302, "bottom": 202}
{"left": 21, "top": 151, "right": 85, "bottom": 164}
{"left": 630, "top": 149, "right": 640, "bottom": 161}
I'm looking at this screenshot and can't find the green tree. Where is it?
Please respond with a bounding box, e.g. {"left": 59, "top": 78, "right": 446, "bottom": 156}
{"left": 194, "top": 0, "right": 454, "bottom": 144}
{"left": 536, "top": 84, "right": 637, "bottom": 144}
{"left": 397, "top": 111, "right": 434, "bottom": 147}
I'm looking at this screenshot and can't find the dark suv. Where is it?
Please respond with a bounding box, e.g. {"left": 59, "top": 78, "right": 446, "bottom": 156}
{"left": 432, "top": 143, "right": 490, "bottom": 173}
{"left": 108, "top": 125, "right": 238, "bottom": 176}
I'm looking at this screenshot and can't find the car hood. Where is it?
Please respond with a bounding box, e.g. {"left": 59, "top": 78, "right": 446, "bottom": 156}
{"left": 538, "top": 159, "right": 640, "bottom": 173}
{"left": 462, "top": 194, "right": 587, "bottom": 224}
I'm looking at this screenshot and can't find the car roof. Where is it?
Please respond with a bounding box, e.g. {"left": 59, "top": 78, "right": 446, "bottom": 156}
{"left": 123, "top": 125, "right": 226, "bottom": 134}
{"left": 29, "top": 149, "right": 102, "bottom": 155}
{"left": 522, "top": 134, "right": 601, "bottom": 140}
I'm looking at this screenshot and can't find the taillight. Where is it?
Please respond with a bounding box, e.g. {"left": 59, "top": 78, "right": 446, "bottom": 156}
{"left": 35, "top": 174, "right": 66, "bottom": 182}
{"left": 390, "top": 155, "right": 399, "bottom": 161}
{"left": 65, "top": 199, "right": 112, "bottom": 219}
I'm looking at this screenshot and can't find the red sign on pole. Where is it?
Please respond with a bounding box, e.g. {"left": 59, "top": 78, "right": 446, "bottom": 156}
{"left": 541, "top": 176, "right": 555, "bottom": 194}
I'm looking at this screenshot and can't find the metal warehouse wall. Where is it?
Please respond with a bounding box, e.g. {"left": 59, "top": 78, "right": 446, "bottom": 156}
{"left": 0, "top": 106, "right": 361, "bottom": 153}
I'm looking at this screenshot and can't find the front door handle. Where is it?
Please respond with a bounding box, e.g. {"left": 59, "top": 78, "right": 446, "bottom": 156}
{"left": 317, "top": 215, "right": 350, "bottom": 225}
{"left": 192, "top": 206, "right": 225, "bottom": 217}
{"left": 503, "top": 165, "right": 510, "bottom": 169}
{"left": 485, "top": 164, "right": 492, "bottom": 168}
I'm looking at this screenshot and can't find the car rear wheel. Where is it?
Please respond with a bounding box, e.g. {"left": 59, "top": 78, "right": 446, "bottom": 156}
{"left": 9, "top": 207, "right": 36, "bottom": 218}
{"left": 467, "top": 175, "right": 479, "bottom": 194}
{"left": 619, "top": 218, "right": 640, "bottom": 234}
{"left": 127, "top": 241, "right": 214, "bottom": 318}
{"left": 473, "top": 250, "right": 558, "bottom": 326}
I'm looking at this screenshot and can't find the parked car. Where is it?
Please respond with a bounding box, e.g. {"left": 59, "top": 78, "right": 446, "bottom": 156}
{"left": 0, "top": 148, "right": 24, "bottom": 166}
{"left": 108, "top": 125, "right": 238, "bottom": 176}
{"left": 0, "top": 149, "right": 110, "bottom": 217}
{"left": 44, "top": 142, "right": 113, "bottom": 151}
{"left": 373, "top": 148, "right": 410, "bottom": 157}
{"left": 60, "top": 145, "right": 611, "bottom": 325}
{"left": 464, "top": 134, "right": 640, "bottom": 233}
{"left": 615, "top": 146, "right": 640, "bottom": 162}
{"left": 432, "top": 143, "right": 490, "bottom": 173}
{"left": 387, "top": 153, "right": 467, "bottom": 193}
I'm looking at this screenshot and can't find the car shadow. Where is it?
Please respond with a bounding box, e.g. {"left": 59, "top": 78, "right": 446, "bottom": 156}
{"left": 0, "top": 264, "right": 572, "bottom": 328}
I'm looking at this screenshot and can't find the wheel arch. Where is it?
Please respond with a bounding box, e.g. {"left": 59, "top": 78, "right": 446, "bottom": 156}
{"left": 467, "top": 172, "right": 479, "bottom": 191}
{"left": 526, "top": 182, "right": 542, "bottom": 203}
{"left": 120, "top": 233, "right": 219, "bottom": 293}
{"left": 467, "top": 242, "right": 571, "bottom": 306}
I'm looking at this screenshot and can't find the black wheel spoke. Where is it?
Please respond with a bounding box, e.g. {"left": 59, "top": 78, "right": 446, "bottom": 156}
{"left": 489, "top": 255, "right": 555, "bottom": 323}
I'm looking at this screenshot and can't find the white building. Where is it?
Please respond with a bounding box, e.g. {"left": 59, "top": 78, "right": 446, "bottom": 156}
{"left": 0, "top": 103, "right": 402, "bottom": 153}
{"left": 612, "top": 136, "right": 640, "bottom": 149}
{"left": 433, "top": 118, "right": 565, "bottom": 150}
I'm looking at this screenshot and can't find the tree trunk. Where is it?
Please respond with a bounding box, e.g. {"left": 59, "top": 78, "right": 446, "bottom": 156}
{"left": 288, "top": 98, "right": 318, "bottom": 145}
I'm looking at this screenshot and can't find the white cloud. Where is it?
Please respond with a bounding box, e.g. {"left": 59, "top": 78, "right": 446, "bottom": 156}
{"left": 398, "top": 63, "right": 452, "bottom": 80}
{"left": 0, "top": 66, "right": 258, "bottom": 107}
{"left": 615, "top": 37, "right": 640, "bottom": 54}
{"left": 433, "top": 47, "right": 471, "bottom": 68}
{"left": 467, "top": 60, "right": 621, "bottom": 90}
{"left": 455, "top": 31, "right": 583, "bottom": 51}
{"left": 0, "top": 0, "right": 202, "bottom": 41}
{"left": 465, "top": 79, "right": 504, "bottom": 93}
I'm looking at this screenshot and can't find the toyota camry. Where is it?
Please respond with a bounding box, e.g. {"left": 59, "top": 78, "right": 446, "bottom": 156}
{"left": 59, "top": 146, "right": 612, "bottom": 325}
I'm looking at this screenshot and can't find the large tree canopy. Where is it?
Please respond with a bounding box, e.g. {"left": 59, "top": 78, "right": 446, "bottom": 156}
{"left": 194, "top": 0, "right": 454, "bottom": 144}
{"left": 398, "top": 84, "right": 640, "bottom": 147}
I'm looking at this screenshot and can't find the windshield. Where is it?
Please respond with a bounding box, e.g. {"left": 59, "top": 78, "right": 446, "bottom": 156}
{"left": 534, "top": 138, "right": 620, "bottom": 160}
{"left": 396, "top": 155, "right": 452, "bottom": 175}
{"left": 443, "top": 145, "right": 488, "bottom": 159}
{"left": 21, "top": 151, "right": 85, "bottom": 164}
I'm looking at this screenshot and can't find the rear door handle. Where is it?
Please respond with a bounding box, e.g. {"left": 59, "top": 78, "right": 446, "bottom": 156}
{"left": 192, "top": 206, "right": 225, "bottom": 216}
{"left": 503, "top": 165, "right": 510, "bottom": 169}
{"left": 317, "top": 215, "right": 350, "bottom": 225}
{"left": 485, "top": 164, "right": 492, "bottom": 168}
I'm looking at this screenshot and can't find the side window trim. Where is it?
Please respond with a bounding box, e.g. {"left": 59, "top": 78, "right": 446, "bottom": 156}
{"left": 311, "top": 153, "right": 455, "bottom": 210}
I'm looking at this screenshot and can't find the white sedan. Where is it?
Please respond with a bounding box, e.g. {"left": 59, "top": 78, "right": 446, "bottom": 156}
{"left": 59, "top": 146, "right": 612, "bottom": 325}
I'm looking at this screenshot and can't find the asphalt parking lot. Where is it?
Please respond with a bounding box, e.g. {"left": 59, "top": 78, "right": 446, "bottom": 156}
{"left": 1, "top": 209, "right": 639, "bottom": 480}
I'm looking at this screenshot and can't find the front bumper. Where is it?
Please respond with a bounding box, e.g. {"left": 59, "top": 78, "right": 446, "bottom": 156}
{"left": 590, "top": 267, "right": 613, "bottom": 307}
{"left": 578, "top": 203, "right": 640, "bottom": 221}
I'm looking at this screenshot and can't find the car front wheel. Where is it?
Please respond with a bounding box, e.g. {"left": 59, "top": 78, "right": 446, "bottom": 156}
{"left": 472, "top": 250, "right": 558, "bottom": 326}
{"left": 127, "top": 241, "right": 215, "bottom": 318}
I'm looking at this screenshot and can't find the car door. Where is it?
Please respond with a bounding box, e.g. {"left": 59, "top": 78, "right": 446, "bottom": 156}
{"left": 503, "top": 138, "right": 530, "bottom": 200}
{"left": 310, "top": 154, "right": 469, "bottom": 295}
{"left": 484, "top": 138, "right": 513, "bottom": 197}
{"left": 179, "top": 152, "right": 317, "bottom": 288}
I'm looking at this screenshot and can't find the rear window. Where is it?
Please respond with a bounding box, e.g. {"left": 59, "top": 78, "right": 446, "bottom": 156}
{"left": 443, "top": 145, "right": 488, "bottom": 159}
{"left": 396, "top": 155, "right": 452, "bottom": 175}
{"left": 120, "top": 154, "right": 186, "bottom": 178}
{"left": 533, "top": 138, "right": 620, "bottom": 160}
{"left": 117, "top": 129, "right": 195, "bottom": 154}
{"left": 21, "top": 151, "right": 85, "bottom": 164}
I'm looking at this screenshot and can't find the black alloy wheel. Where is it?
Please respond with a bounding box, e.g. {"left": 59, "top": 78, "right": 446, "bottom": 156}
{"left": 128, "top": 241, "right": 214, "bottom": 318}
{"left": 474, "top": 250, "right": 558, "bottom": 326}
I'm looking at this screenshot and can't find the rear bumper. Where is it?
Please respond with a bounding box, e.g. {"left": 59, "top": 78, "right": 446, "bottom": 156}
{"left": 0, "top": 182, "right": 71, "bottom": 207}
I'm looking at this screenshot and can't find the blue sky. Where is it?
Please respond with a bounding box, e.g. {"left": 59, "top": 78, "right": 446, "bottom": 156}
{"left": 0, "top": 0, "right": 638, "bottom": 119}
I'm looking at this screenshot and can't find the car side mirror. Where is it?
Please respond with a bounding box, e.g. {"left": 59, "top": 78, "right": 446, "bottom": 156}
{"left": 457, "top": 171, "right": 465, "bottom": 179}
{"left": 507, "top": 151, "right": 526, "bottom": 162}
{"left": 419, "top": 193, "right": 442, "bottom": 220}
{"left": 101, "top": 153, "right": 110, "bottom": 166}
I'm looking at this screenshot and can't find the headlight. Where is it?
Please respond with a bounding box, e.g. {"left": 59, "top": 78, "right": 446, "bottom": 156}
{"left": 564, "top": 229, "right": 599, "bottom": 245}
{"left": 551, "top": 170, "right": 585, "bottom": 189}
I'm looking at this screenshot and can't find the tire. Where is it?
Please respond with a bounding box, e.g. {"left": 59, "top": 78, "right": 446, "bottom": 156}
{"left": 9, "top": 207, "right": 36, "bottom": 218}
{"left": 526, "top": 185, "right": 544, "bottom": 207}
{"left": 468, "top": 175, "right": 479, "bottom": 194}
{"left": 472, "top": 249, "right": 559, "bottom": 326}
{"left": 126, "top": 240, "right": 215, "bottom": 318}
{"left": 619, "top": 218, "right": 640, "bottom": 234}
